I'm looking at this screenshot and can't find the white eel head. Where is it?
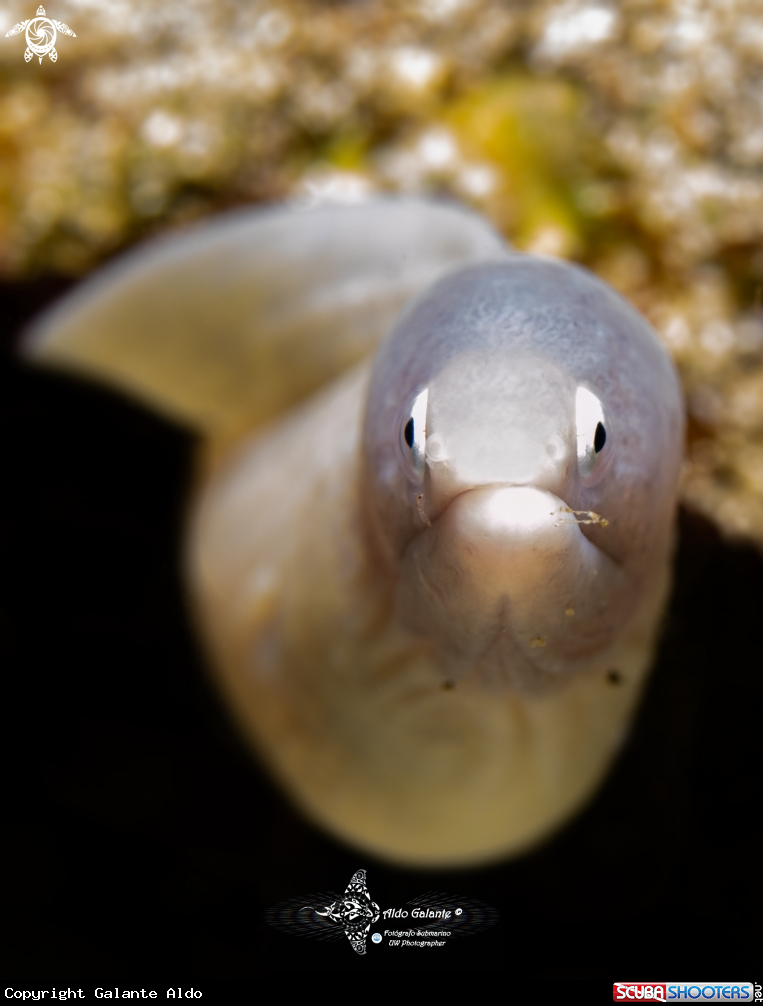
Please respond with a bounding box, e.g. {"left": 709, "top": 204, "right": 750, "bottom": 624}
{"left": 363, "top": 257, "right": 684, "bottom": 691}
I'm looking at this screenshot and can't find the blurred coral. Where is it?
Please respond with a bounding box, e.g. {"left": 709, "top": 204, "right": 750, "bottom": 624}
{"left": 3, "top": 0, "right": 763, "bottom": 546}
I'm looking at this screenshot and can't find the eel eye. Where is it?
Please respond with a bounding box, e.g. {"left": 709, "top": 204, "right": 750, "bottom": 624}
{"left": 576, "top": 386, "right": 610, "bottom": 484}
{"left": 400, "top": 387, "right": 428, "bottom": 481}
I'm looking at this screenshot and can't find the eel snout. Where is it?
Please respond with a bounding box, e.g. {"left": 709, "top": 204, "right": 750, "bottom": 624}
{"left": 396, "top": 485, "right": 631, "bottom": 689}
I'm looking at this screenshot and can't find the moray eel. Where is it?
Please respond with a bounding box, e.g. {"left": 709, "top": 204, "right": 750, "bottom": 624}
{"left": 24, "top": 199, "right": 684, "bottom": 866}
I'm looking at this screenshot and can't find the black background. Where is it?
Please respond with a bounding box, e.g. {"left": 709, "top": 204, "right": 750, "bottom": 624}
{"left": 2, "top": 279, "right": 761, "bottom": 995}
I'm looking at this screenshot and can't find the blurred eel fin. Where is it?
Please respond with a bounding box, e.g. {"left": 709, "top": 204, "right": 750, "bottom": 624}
{"left": 22, "top": 198, "right": 509, "bottom": 442}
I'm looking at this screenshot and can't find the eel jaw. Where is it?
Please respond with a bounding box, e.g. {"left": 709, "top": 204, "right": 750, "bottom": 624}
{"left": 395, "top": 484, "right": 630, "bottom": 691}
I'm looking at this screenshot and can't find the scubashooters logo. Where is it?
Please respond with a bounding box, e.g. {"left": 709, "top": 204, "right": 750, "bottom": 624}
{"left": 266, "top": 869, "right": 498, "bottom": 956}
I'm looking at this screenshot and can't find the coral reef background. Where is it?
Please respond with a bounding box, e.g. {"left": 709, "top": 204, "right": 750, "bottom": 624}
{"left": 3, "top": 0, "right": 763, "bottom": 543}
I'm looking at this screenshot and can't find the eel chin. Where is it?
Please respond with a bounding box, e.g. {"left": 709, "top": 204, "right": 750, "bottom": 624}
{"left": 395, "top": 485, "right": 631, "bottom": 692}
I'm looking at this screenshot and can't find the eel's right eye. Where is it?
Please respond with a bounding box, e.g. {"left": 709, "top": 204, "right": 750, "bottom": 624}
{"left": 575, "top": 385, "right": 611, "bottom": 485}
{"left": 400, "top": 387, "right": 428, "bottom": 481}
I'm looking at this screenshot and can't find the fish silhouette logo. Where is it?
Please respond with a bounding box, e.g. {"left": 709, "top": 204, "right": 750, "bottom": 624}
{"left": 315, "top": 869, "right": 380, "bottom": 955}
{"left": 5, "top": 5, "right": 76, "bottom": 63}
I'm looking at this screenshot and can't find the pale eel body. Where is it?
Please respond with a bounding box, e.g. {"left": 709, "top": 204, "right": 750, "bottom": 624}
{"left": 24, "top": 199, "right": 684, "bottom": 866}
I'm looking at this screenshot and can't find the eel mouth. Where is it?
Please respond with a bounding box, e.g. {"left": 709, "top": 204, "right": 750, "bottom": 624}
{"left": 396, "top": 484, "right": 628, "bottom": 688}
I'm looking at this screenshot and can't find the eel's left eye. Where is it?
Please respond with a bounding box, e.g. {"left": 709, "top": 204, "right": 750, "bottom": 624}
{"left": 400, "top": 387, "right": 428, "bottom": 481}
{"left": 576, "top": 386, "right": 610, "bottom": 484}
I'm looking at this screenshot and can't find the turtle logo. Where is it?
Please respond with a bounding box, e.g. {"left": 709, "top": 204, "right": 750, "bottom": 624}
{"left": 5, "top": 5, "right": 76, "bottom": 64}
{"left": 315, "top": 869, "right": 380, "bottom": 955}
